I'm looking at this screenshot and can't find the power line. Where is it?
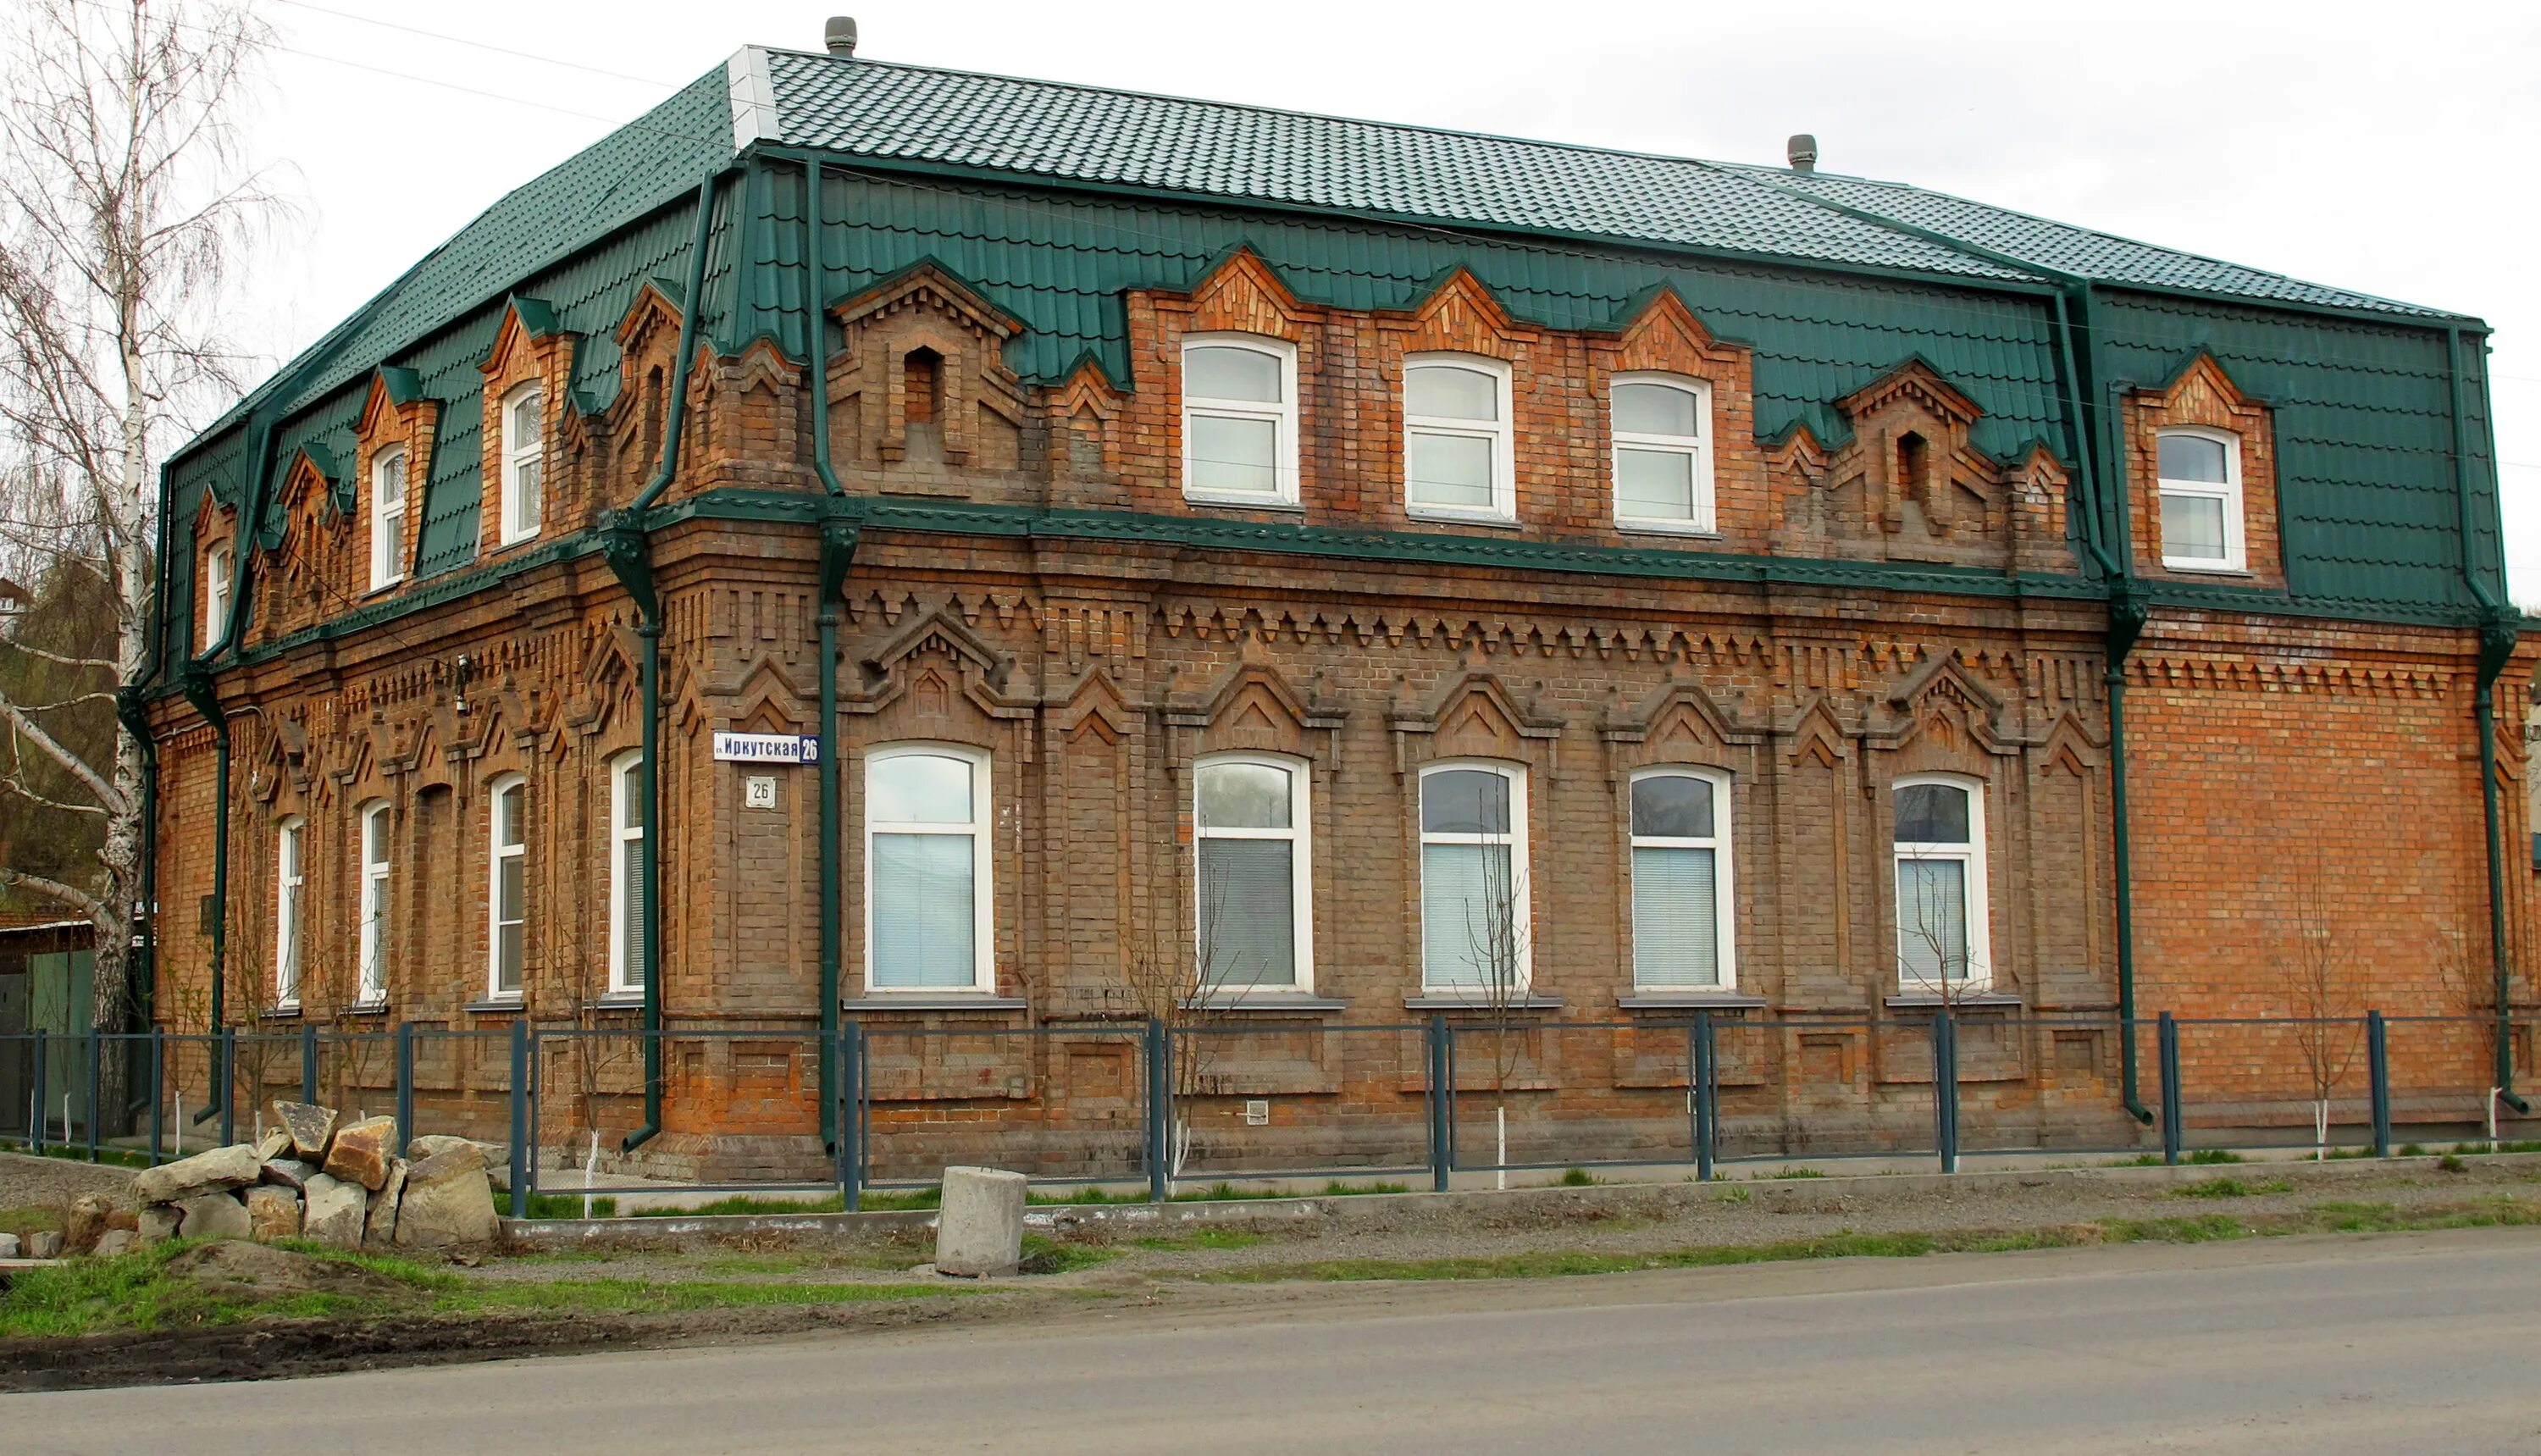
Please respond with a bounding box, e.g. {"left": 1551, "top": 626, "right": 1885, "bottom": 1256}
{"left": 264, "top": 0, "right": 679, "bottom": 90}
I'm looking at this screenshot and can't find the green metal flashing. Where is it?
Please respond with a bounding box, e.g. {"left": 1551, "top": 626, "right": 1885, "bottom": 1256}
{"left": 504, "top": 295, "right": 562, "bottom": 339}
{"left": 374, "top": 365, "right": 425, "bottom": 407}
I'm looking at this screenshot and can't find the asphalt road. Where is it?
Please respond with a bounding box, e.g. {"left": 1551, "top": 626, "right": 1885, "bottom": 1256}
{"left": 16, "top": 1229, "right": 2541, "bottom": 1453}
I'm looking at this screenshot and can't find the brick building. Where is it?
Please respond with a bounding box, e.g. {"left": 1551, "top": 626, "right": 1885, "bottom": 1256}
{"left": 141, "top": 27, "right": 2538, "bottom": 1176}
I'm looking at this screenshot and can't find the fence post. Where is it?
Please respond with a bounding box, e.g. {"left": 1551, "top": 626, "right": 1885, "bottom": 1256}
{"left": 148, "top": 1027, "right": 164, "bottom": 1165}
{"left": 217, "top": 1026, "right": 235, "bottom": 1148}
{"left": 1143, "top": 1018, "right": 1170, "bottom": 1203}
{"left": 395, "top": 1022, "right": 414, "bottom": 1149}
{"left": 1426, "top": 1014, "right": 1451, "bottom": 1193}
{"left": 1933, "top": 1010, "right": 1959, "bottom": 1175}
{"left": 29, "top": 1028, "right": 44, "bottom": 1153}
{"left": 85, "top": 1026, "right": 100, "bottom": 1161}
{"left": 2368, "top": 1010, "right": 2391, "bottom": 1158}
{"left": 839, "top": 1021, "right": 862, "bottom": 1213}
{"left": 2158, "top": 1012, "right": 2184, "bottom": 1165}
{"left": 508, "top": 1018, "right": 531, "bottom": 1219}
{"left": 1694, "top": 1011, "right": 1718, "bottom": 1182}
{"left": 300, "top": 1020, "right": 317, "bottom": 1107}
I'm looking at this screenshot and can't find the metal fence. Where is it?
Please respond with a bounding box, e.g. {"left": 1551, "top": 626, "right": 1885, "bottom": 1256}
{"left": 1, "top": 1010, "right": 2532, "bottom": 1215}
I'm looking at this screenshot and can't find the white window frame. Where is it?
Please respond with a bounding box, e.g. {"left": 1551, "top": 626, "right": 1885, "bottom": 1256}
{"left": 607, "top": 750, "right": 645, "bottom": 996}
{"left": 1416, "top": 758, "right": 1531, "bottom": 994}
{"left": 487, "top": 773, "right": 527, "bottom": 1001}
{"left": 1180, "top": 334, "right": 1300, "bottom": 509}
{"left": 2155, "top": 425, "right": 2245, "bottom": 572}
{"left": 274, "top": 817, "right": 304, "bottom": 1009}
{"left": 369, "top": 443, "right": 408, "bottom": 591}
{"left": 1403, "top": 353, "right": 1517, "bottom": 525}
{"left": 202, "top": 543, "right": 233, "bottom": 650}
{"left": 356, "top": 800, "right": 390, "bottom": 1006}
{"left": 1192, "top": 752, "right": 1315, "bottom": 996}
{"left": 1627, "top": 766, "right": 1736, "bottom": 990}
{"left": 499, "top": 383, "right": 544, "bottom": 545}
{"left": 863, "top": 743, "right": 996, "bottom": 995}
{"left": 1891, "top": 773, "right": 1991, "bottom": 993}
{"left": 1609, "top": 373, "right": 1717, "bottom": 535}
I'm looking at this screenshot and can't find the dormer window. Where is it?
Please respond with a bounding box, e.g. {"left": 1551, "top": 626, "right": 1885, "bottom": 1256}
{"left": 202, "top": 543, "right": 233, "bottom": 650}
{"left": 902, "top": 348, "right": 944, "bottom": 462}
{"left": 1182, "top": 335, "right": 1298, "bottom": 507}
{"left": 2156, "top": 428, "right": 2244, "bottom": 571}
{"left": 1403, "top": 354, "right": 1514, "bottom": 523}
{"left": 370, "top": 444, "right": 407, "bottom": 590}
{"left": 499, "top": 383, "right": 543, "bottom": 544}
{"left": 1610, "top": 374, "right": 1714, "bottom": 533}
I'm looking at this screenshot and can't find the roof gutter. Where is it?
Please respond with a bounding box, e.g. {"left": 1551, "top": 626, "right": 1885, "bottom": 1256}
{"left": 602, "top": 163, "right": 733, "bottom": 1154}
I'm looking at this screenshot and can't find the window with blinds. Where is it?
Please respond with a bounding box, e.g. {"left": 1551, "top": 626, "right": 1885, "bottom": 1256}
{"left": 867, "top": 746, "right": 992, "bottom": 992}
{"left": 1893, "top": 778, "right": 1990, "bottom": 989}
{"left": 1630, "top": 769, "right": 1731, "bottom": 988}
{"left": 1419, "top": 762, "right": 1528, "bottom": 992}
{"left": 1195, "top": 756, "right": 1309, "bottom": 991}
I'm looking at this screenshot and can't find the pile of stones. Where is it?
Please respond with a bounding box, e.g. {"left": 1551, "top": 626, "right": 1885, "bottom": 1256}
{"left": 58, "top": 1100, "right": 501, "bottom": 1258}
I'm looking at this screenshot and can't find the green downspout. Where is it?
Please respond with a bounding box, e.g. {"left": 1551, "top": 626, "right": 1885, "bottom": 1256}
{"left": 2447, "top": 327, "right": 2525, "bottom": 1110}
{"left": 604, "top": 168, "right": 728, "bottom": 1154}
{"left": 800, "top": 158, "right": 859, "bottom": 1152}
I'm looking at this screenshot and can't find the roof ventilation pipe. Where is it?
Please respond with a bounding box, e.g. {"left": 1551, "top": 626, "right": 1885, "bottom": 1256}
{"left": 825, "top": 16, "right": 858, "bottom": 56}
{"left": 1786, "top": 134, "right": 1818, "bottom": 172}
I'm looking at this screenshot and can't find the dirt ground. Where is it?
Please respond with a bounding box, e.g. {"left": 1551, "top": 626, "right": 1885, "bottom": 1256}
{"left": 5, "top": 1150, "right": 2537, "bottom": 1392}
{"left": 0, "top": 1151, "right": 136, "bottom": 1221}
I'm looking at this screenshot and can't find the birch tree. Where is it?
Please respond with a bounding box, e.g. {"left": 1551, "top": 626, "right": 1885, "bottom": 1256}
{"left": 0, "top": 0, "right": 276, "bottom": 1029}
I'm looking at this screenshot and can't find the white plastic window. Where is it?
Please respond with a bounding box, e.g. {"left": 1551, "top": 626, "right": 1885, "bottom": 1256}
{"left": 1630, "top": 767, "right": 1735, "bottom": 988}
{"left": 2156, "top": 427, "right": 2244, "bottom": 571}
{"left": 1418, "top": 761, "right": 1530, "bottom": 993}
{"left": 370, "top": 444, "right": 407, "bottom": 590}
{"left": 1404, "top": 355, "right": 1515, "bottom": 523}
{"left": 274, "top": 817, "right": 304, "bottom": 1007}
{"left": 608, "top": 752, "right": 645, "bottom": 995}
{"left": 1611, "top": 374, "right": 1715, "bottom": 533}
{"left": 1182, "top": 335, "right": 1299, "bottom": 507}
{"left": 866, "top": 745, "right": 994, "bottom": 993}
{"left": 1194, "top": 754, "right": 1312, "bottom": 994}
{"left": 357, "top": 800, "right": 390, "bottom": 1005}
{"left": 1893, "top": 776, "right": 1990, "bottom": 991}
{"left": 202, "top": 544, "right": 233, "bottom": 650}
{"left": 488, "top": 775, "right": 527, "bottom": 999}
{"left": 500, "top": 384, "right": 544, "bottom": 545}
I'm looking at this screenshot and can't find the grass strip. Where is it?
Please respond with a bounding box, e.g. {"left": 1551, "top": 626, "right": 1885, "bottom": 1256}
{"left": 1202, "top": 1197, "right": 2541, "bottom": 1284}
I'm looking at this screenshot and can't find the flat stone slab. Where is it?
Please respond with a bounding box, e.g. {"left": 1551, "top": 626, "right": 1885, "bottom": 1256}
{"left": 131, "top": 1143, "right": 263, "bottom": 1205}
{"left": 273, "top": 1102, "right": 337, "bottom": 1161}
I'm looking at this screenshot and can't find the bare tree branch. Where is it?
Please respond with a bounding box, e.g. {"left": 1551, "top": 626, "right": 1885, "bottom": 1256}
{"left": 0, "top": 864, "right": 108, "bottom": 922}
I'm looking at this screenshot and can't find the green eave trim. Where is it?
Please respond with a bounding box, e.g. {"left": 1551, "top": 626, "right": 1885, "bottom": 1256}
{"left": 149, "top": 490, "right": 2495, "bottom": 701}
{"left": 376, "top": 365, "right": 425, "bottom": 407}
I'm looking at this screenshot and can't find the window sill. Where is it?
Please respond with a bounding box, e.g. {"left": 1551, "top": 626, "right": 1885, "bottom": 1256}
{"left": 1883, "top": 992, "right": 2023, "bottom": 1010}
{"left": 1617, "top": 991, "right": 1767, "bottom": 1010}
{"left": 840, "top": 994, "right": 1028, "bottom": 1013}
{"left": 582, "top": 993, "right": 646, "bottom": 1012}
{"left": 1183, "top": 492, "right": 1304, "bottom": 512}
{"left": 1403, "top": 994, "right": 1563, "bottom": 1011}
{"left": 1179, "top": 994, "right": 1348, "bottom": 1014}
{"left": 2158, "top": 561, "right": 2251, "bottom": 576}
{"left": 258, "top": 1005, "right": 302, "bottom": 1021}
{"left": 345, "top": 1000, "right": 391, "bottom": 1018}
{"left": 495, "top": 531, "right": 541, "bottom": 551}
{"left": 1403, "top": 507, "right": 1520, "bottom": 529}
{"left": 465, "top": 997, "right": 527, "bottom": 1015}
{"left": 1613, "top": 519, "right": 1721, "bottom": 540}
{"left": 364, "top": 580, "right": 402, "bottom": 598}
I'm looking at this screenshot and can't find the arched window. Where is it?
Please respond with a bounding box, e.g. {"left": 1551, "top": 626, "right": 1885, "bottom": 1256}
{"left": 1403, "top": 354, "right": 1514, "bottom": 523}
{"left": 357, "top": 800, "right": 392, "bottom": 1005}
{"left": 499, "top": 383, "right": 544, "bottom": 545}
{"left": 1418, "top": 761, "right": 1529, "bottom": 993}
{"left": 2156, "top": 427, "right": 2244, "bottom": 570}
{"left": 607, "top": 751, "right": 645, "bottom": 995}
{"left": 865, "top": 745, "right": 993, "bottom": 993}
{"left": 1610, "top": 375, "right": 1714, "bottom": 533}
{"left": 1194, "top": 754, "right": 1311, "bottom": 993}
{"left": 370, "top": 444, "right": 407, "bottom": 590}
{"left": 1629, "top": 767, "right": 1735, "bottom": 988}
{"left": 1893, "top": 776, "right": 1990, "bottom": 991}
{"left": 1182, "top": 335, "right": 1298, "bottom": 507}
{"left": 202, "top": 543, "right": 233, "bottom": 650}
{"left": 274, "top": 817, "right": 305, "bottom": 1008}
{"left": 487, "top": 774, "right": 527, "bottom": 999}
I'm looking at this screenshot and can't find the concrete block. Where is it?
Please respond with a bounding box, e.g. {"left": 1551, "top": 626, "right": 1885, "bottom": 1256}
{"left": 934, "top": 1165, "right": 1027, "bottom": 1277}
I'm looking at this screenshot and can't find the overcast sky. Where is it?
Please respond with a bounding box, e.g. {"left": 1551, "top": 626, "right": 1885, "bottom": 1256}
{"left": 230, "top": 0, "right": 2541, "bottom": 601}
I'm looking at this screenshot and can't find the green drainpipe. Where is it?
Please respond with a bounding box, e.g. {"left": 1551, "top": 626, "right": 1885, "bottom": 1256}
{"left": 604, "top": 166, "right": 728, "bottom": 1154}
{"left": 2447, "top": 327, "right": 2526, "bottom": 1110}
{"left": 798, "top": 156, "right": 859, "bottom": 1152}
